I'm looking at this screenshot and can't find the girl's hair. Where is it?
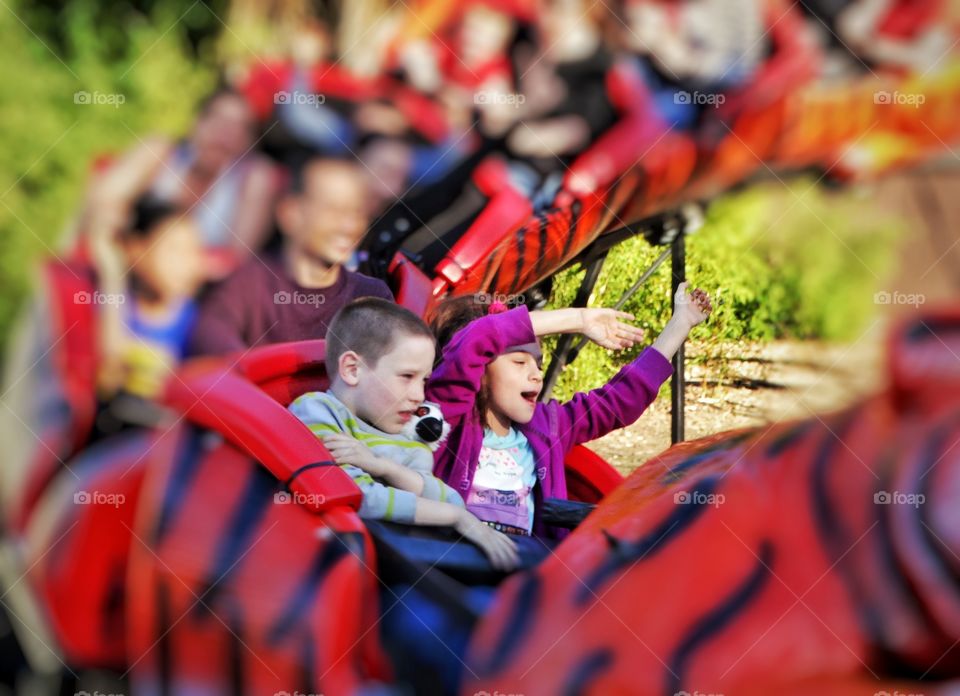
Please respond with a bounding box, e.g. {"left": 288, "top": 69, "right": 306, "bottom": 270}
{"left": 124, "top": 195, "right": 186, "bottom": 241}
{"left": 428, "top": 294, "right": 492, "bottom": 354}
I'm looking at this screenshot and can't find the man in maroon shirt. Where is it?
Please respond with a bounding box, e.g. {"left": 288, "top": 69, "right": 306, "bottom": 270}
{"left": 188, "top": 158, "right": 393, "bottom": 355}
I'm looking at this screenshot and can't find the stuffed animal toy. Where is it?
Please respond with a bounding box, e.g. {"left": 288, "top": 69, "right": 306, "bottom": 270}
{"left": 402, "top": 401, "right": 450, "bottom": 452}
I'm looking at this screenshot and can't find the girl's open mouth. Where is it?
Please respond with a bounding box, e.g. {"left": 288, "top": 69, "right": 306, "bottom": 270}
{"left": 521, "top": 391, "right": 539, "bottom": 405}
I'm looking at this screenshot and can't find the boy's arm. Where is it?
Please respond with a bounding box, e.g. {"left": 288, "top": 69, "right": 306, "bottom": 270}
{"left": 291, "top": 396, "right": 446, "bottom": 515}
{"left": 412, "top": 496, "right": 465, "bottom": 526}
{"left": 357, "top": 486, "right": 468, "bottom": 528}
{"left": 414, "top": 499, "right": 519, "bottom": 570}
{"left": 426, "top": 306, "right": 537, "bottom": 419}
{"left": 319, "top": 432, "right": 463, "bottom": 506}
{"left": 351, "top": 470, "right": 420, "bottom": 523}
{"left": 320, "top": 433, "right": 426, "bottom": 496}
{"left": 402, "top": 449, "right": 465, "bottom": 505}
{"left": 364, "top": 456, "right": 464, "bottom": 505}
{"left": 372, "top": 458, "right": 426, "bottom": 495}
{"left": 417, "top": 473, "right": 465, "bottom": 506}
{"left": 359, "top": 483, "right": 517, "bottom": 570}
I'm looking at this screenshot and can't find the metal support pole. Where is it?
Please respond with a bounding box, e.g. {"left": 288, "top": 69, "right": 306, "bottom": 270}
{"left": 542, "top": 254, "right": 607, "bottom": 399}
{"left": 671, "top": 233, "right": 686, "bottom": 444}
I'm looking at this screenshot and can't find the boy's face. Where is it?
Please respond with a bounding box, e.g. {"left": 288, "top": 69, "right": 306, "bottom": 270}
{"left": 348, "top": 333, "right": 437, "bottom": 434}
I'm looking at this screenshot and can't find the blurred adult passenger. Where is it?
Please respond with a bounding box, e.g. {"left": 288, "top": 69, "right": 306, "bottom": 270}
{"left": 188, "top": 157, "right": 393, "bottom": 356}
{"left": 836, "top": 0, "right": 951, "bottom": 73}
{"left": 87, "top": 87, "right": 278, "bottom": 278}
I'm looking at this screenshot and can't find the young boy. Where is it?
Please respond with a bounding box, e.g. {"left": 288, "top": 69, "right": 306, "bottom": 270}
{"left": 289, "top": 297, "right": 519, "bottom": 570}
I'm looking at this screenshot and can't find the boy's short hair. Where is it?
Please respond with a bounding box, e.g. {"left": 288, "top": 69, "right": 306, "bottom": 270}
{"left": 325, "top": 297, "right": 435, "bottom": 376}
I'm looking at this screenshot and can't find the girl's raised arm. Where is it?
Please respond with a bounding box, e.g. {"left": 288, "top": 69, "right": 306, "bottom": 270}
{"left": 651, "top": 283, "right": 713, "bottom": 360}
{"left": 553, "top": 283, "right": 712, "bottom": 448}
{"left": 529, "top": 308, "right": 645, "bottom": 350}
{"left": 553, "top": 347, "right": 673, "bottom": 451}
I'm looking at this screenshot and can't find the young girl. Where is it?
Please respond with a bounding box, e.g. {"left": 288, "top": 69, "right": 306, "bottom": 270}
{"left": 90, "top": 196, "right": 205, "bottom": 434}
{"left": 427, "top": 283, "right": 713, "bottom": 539}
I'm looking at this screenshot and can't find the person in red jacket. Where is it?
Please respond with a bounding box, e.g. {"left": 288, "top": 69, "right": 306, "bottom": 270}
{"left": 837, "top": 0, "right": 951, "bottom": 73}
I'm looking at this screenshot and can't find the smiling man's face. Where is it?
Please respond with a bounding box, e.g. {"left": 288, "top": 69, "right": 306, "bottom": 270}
{"left": 282, "top": 160, "right": 370, "bottom": 267}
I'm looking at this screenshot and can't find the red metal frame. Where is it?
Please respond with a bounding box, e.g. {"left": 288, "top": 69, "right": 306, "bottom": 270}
{"left": 162, "top": 359, "right": 361, "bottom": 514}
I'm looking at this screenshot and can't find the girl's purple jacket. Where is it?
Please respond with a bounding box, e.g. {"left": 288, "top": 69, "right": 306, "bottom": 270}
{"left": 426, "top": 306, "right": 673, "bottom": 537}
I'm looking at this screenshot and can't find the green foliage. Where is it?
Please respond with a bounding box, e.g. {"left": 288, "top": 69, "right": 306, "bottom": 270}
{"left": 0, "top": 0, "right": 216, "bottom": 357}
{"left": 545, "top": 180, "right": 902, "bottom": 401}
{"left": 0, "top": 0, "right": 905, "bottom": 382}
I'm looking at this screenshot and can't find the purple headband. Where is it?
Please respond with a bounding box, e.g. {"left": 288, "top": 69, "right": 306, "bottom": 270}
{"left": 486, "top": 299, "right": 542, "bottom": 362}
{"left": 504, "top": 341, "right": 543, "bottom": 363}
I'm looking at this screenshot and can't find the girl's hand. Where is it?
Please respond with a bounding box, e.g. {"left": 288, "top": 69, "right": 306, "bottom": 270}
{"left": 650, "top": 283, "right": 714, "bottom": 361}
{"left": 455, "top": 511, "right": 520, "bottom": 571}
{"left": 322, "top": 434, "right": 386, "bottom": 477}
{"left": 672, "top": 282, "right": 713, "bottom": 329}
{"left": 580, "top": 308, "right": 646, "bottom": 350}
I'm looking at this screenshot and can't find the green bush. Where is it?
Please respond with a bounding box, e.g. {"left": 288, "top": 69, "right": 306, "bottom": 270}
{"left": 0, "top": 1, "right": 216, "bottom": 358}
{"left": 544, "top": 180, "right": 902, "bottom": 400}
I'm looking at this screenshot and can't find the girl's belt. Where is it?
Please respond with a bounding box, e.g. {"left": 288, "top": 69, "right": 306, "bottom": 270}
{"left": 482, "top": 520, "right": 530, "bottom": 536}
